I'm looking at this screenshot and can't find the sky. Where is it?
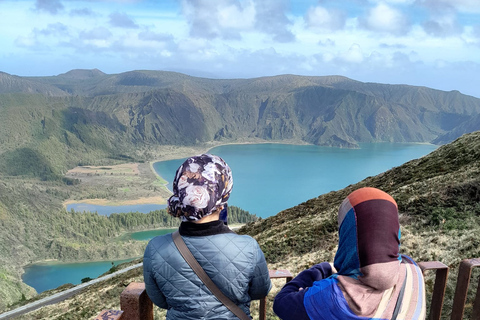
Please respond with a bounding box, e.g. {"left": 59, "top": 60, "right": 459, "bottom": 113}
{"left": 1, "top": 0, "right": 479, "bottom": 98}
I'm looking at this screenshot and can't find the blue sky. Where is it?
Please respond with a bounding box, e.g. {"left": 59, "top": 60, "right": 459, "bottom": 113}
{"left": 1, "top": 0, "right": 479, "bottom": 98}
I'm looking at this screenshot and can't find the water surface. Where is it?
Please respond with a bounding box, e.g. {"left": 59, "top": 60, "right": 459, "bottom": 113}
{"left": 153, "top": 143, "right": 437, "bottom": 218}
{"left": 22, "top": 258, "right": 136, "bottom": 293}
{"left": 25, "top": 142, "right": 437, "bottom": 293}
{"left": 128, "top": 228, "right": 176, "bottom": 241}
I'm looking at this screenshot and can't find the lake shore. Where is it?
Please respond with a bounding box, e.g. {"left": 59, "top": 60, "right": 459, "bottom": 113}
{"left": 63, "top": 196, "right": 167, "bottom": 207}
{"left": 147, "top": 138, "right": 309, "bottom": 178}
{"left": 62, "top": 139, "right": 435, "bottom": 210}
{"left": 63, "top": 138, "right": 308, "bottom": 208}
{"left": 23, "top": 256, "right": 142, "bottom": 267}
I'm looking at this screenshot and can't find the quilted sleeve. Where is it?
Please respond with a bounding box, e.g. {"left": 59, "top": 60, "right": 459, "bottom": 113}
{"left": 143, "top": 241, "right": 168, "bottom": 309}
{"left": 248, "top": 240, "right": 272, "bottom": 300}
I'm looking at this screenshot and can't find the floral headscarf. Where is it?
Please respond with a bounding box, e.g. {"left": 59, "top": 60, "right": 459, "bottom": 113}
{"left": 167, "top": 154, "right": 233, "bottom": 222}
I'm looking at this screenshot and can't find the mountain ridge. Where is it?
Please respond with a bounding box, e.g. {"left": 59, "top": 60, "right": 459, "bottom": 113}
{"left": 2, "top": 69, "right": 480, "bottom": 181}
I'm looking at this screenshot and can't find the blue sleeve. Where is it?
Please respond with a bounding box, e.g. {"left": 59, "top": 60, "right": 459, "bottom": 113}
{"left": 143, "top": 241, "right": 168, "bottom": 309}
{"left": 248, "top": 241, "right": 272, "bottom": 300}
{"left": 273, "top": 262, "right": 332, "bottom": 320}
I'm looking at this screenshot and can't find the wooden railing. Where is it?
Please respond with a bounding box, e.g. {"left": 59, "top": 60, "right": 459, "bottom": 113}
{"left": 95, "top": 259, "right": 480, "bottom": 320}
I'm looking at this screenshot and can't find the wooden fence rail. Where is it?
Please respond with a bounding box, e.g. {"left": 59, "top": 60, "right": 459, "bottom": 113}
{"left": 95, "top": 259, "right": 480, "bottom": 320}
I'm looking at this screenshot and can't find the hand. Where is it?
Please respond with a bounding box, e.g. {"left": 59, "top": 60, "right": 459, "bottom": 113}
{"left": 329, "top": 262, "right": 337, "bottom": 274}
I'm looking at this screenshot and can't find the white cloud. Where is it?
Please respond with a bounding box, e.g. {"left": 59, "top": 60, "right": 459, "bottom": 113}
{"left": 34, "top": 0, "right": 64, "bottom": 14}
{"left": 180, "top": 0, "right": 294, "bottom": 42}
{"left": 422, "top": 12, "right": 462, "bottom": 37}
{"left": 318, "top": 38, "right": 335, "bottom": 47}
{"left": 253, "top": 0, "right": 295, "bottom": 42}
{"left": 0, "top": 0, "right": 479, "bottom": 97}
{"left": 341, "top": 43, "right": 364, "bottom": 64}
{"left": 217, "top": 1, "right": 255, "bottom": 30}
{"left": 109, "top": 11, "right": 139, "bottom": 29}
{"left": 475, "top": 25, "right": 480, "bottom": 43}
{"left": 79, "top": 27, "right": 113, "bottom": 41}
{"left": 360, "top": 3, "right": 411, "bottom": 35}
{"left": 305, "top": 6, "right": 346, "bottom": 31}
{"left": 38, "top": 22, "right": 69, "bottom": 37}
{"left": 181, "top": 0, "right": 249, "bottom": 39}
{"left": 14, "top": 22, "right": 70, "bottom": 51}
{"left": 368, "top": 0, "right": 416, "bottom": 4}
{"left": 418, "top": 0, "right": 480, "bottom": 14}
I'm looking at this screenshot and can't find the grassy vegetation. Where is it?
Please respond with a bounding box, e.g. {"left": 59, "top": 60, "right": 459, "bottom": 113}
{"left": 239, "top": 131, "right": 480, "bottom": 319}
{"left": 0, "top": 167, "right": 255, "bottom": 313}
{"left": 3, "top": 131, "right": 478, "bottom": 320}
{"left": 1, "top": 74, "right": 480, "bottom": 318}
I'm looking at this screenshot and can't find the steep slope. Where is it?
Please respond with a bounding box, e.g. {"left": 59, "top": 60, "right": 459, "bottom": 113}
{"left": 0, "top": 93, "right": 134, "bottom": 180}
{"left": 432, "top": 113, "right": 480, "bottom": 144}
{"left": 8, "top": 131, "right": 480, "bottom": 320}
{"left": 0, "top": 72, "right": 68, "bottom": 96}
{"left": 5, "top": 70, "right": 480, "bottom": 150}
{"left": 2, "top": 70, "right": 480, "bottom": 183}
{"left": 239, "top": 130, "right": 480, "bottom": 318}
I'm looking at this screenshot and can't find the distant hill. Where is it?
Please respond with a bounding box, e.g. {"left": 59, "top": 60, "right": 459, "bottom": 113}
{"left": 0, "top": 72, "right": 68, "bottom": 96}
{"left": 11, "top": 70, "right": 480, "bottom": 148}
{"left": 0, "top": 69, "right": 479, "bottom": 182}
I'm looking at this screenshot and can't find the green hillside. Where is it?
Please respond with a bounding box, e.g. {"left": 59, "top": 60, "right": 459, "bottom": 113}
{"left": 239, "top": 130, "right": 480, "bottom": 319}
{"left": 1, "top": 70, "right": 480, "bottom": 318}
{"left": 0, "top": 170, "right": 255, "bottom": 312}
{"left": 2, "top": 70, "right": 480, "bottom": 183}
{"left": 6, "top": 70, "right": 480, "bottom": 149}
{"left": 7, "top": 131, "right": 480, "bottom": 320}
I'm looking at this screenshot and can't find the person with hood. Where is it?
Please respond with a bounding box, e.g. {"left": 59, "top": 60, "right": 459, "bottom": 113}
{"left": 143, "top": 153, "right": 272, "bottom": 320}
{"left": 273, "top": 187, "right": 426, "bottom": 320}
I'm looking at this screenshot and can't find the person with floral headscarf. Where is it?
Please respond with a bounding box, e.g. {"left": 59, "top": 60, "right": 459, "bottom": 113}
{"left": 143, "top": 154, "right": 271, "bottom": 320}
{"left": 273, "top": 187, "right": 426, "bottom": 320}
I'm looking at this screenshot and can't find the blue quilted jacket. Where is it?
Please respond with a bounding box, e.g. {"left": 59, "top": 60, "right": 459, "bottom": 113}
{"left": 143, "top": 221, "right": 272, "bottom": 320}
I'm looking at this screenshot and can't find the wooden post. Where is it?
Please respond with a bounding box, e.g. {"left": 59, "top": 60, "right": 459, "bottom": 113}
{"left": 259, "top": 269, "right": 293, "bottom": 320}
{"left": 120, "top": 282, "right": 153, "bottom": 320}
{"left": 451, "top": 258, "right": 480, "bottom": 320}
{"left": 418, "top": 261, "right": 449, "bottom": 320}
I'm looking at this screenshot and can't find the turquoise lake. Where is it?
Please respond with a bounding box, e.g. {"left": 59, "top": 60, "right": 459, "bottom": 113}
{"left": 25, "top": 142, "right": 438, "bottom": 293}
{"left": 128, "top": 228, "right": 177, "bottom": 241}
{"left": 22, "top": 230, "right": 176, "bottom": 293}
{"left": 22, "top": 258, "right": 136, "bottom": 293}
{"left": 153, "top": 143, "right": 438, "bottom": 218}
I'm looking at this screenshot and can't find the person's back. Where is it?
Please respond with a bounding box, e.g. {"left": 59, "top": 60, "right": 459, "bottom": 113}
{"left": 144, "top": 222, "right": 270, "bottom": 319}
{"left": 273, "top": 187, "right": 426, "bottom": 320}
{"left": 143, "top": 154, "right": 271, "bottom": 319}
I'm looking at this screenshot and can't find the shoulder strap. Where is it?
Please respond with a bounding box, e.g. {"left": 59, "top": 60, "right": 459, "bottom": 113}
{"left": 172, "top": 231, "right": 251, "bottom": 320}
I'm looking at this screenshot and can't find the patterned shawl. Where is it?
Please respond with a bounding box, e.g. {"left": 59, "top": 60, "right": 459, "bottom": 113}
{"left": 304, "top": 187, "right": 426, "bottom": 319}
{"left": 167, "top": 154, "right": 233, "bottom": 222}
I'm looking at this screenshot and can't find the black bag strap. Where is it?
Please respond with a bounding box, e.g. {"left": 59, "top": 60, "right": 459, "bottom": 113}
{"left": 172, "top": 231, "right": 251, "bottom": 320}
